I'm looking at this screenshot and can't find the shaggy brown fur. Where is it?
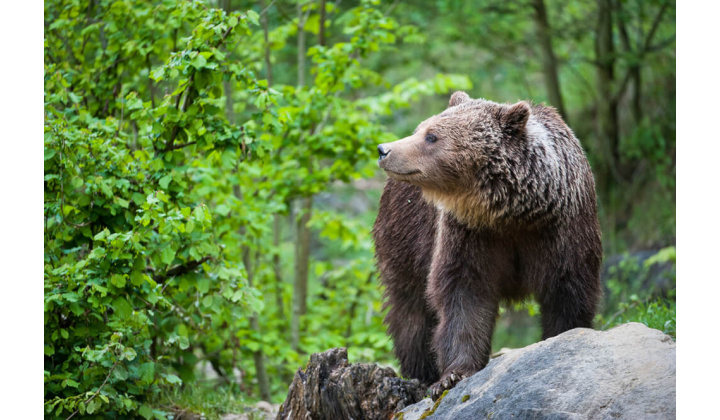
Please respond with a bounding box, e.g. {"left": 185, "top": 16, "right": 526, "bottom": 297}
{"left": 372, "top": 91, "right": 602, "bottom": 400}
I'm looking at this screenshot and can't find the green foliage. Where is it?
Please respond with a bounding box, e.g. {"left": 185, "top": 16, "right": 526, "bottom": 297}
{"left": 153, "top": 383, "right": 252, "bottom": 420}
{"left": 603, "top": 297, "right": 676, "bottom": 339}
{"left": 597, "top": 247, "right": 676, "bottom": 338}
{"left": 45, "top": 0, "right": 469, "bottom": 416}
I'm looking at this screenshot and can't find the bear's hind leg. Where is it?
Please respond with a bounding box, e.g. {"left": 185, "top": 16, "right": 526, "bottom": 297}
{"left": 539, "top": 270, "right": 600, "bottom": 340}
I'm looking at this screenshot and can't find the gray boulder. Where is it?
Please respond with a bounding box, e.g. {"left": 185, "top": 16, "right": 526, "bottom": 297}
{"left": 398, "top": 323, "right": 675, "bottom": 420}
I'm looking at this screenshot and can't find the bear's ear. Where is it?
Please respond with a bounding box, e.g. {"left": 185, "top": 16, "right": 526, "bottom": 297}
{"left": 501, "top": 101, "right": 531, "bottom": 133}
{"left": 448, "top": 91, "right": 471, "bottom": 108}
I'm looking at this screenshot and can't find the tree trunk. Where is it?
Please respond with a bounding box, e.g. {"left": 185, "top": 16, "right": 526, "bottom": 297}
{"left": 595, "top": 0, "right": 622, "bottom": 188}
{"left": 291, "top": 196, "right": 312, "bottom": 351}
{"left": 615, "top": 0, "right": 642, "bottom": 124}
{"left": 290, "top": 1, "right": 316, "bottom": 353}
{"left": 272, "top": 214, "right": 285, "bottom": 320}
{"left": 243, "top": 248, "right": 272, "bottom": 402}
{"left": 261, "top": 0, "right": 284, "bottom": 322}
{"left": 531, "top": 0, "right": 566, "bottom": 120}
{"left": 297, "top": 1, "right": 306, "bottom": 88}
{"left": 630, "top": 66, "right": 642, "bottom": 123}
{"left": 276, "top": 348, "right": 426, "bottom": 420}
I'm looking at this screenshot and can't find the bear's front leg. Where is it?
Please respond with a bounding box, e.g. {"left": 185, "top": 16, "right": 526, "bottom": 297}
{"left": 426, "top": 293, "right": 498, "bottom": 400}
{"left": 424, "top": 212, "right": 505, "bottom": 399}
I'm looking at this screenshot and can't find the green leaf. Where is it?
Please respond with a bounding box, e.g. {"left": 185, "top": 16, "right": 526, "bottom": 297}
{"left": 113, "top": 365, "right": 129, "bottom": 381}
{"left": 246, "top": 10, "right": 259, "bottom": 25}
{"left": 126, "top": 95, "right": 143, "bottom": 110}
{"left": 164, "top": 374, "right": 182, "bottom": 384}
{"left": 94, "top": 229, "right": 109, "bottom": 242}
{"left": 138, "top": 404, "right": 154, "bottom": 420}
{"left": 44, "top": 148, "right": 57, "bottom": 161}
{"left": 87, "top": 399, "right": 98, "bottom": 414}
{"left": 159, "top": 174, "right": 172, "bottom": 189}
{"left": 130, "top": 270, "right": 146, "bottom": 286}
{"left": 161, "top": 247, "right": 176, "bottom": 265}
{"left": 112, "top": 297, "right": 133, "bottom": 319}
{"left": 122, "top": 347, "right": 137, "bottom": 361}
{"left": 177, "top": 336, "right": 189, "bottom": 350}
{"left": 65, "top": 379, "right": 80, "bottom": 388}
{"left": 100, "top": 182, "right": 113, "bottom": 198}
{"left": 196, "top": 277, "right": 210, "bottom": 294}
{"left": 215, "top": 204, "right": 231, "bottom": 216}
{"left": 193, "top": 205, "right": 205, "bottom": 223}
{"left": 111, "top": 274, "right": 126, "bottom": 288}
{"left": 246, "top": 341, "right": 260, "bottom": 352}
{"left": 191, "top": 54, "right": 207, "bottom": 70}
{"left": 138, "top": 362, "right": 155, "bottom": 383}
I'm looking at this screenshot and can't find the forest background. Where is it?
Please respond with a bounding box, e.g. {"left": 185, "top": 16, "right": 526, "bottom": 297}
{"left": 42, "top": 0, "right": 676, "bottom": 418}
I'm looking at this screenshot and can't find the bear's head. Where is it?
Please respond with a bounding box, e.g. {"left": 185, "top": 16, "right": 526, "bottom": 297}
{"left": 377, "top": 91, "right": 531, "bottom": 190}
{"left": 377, "top": 91, "right": 534, "bottom": 225}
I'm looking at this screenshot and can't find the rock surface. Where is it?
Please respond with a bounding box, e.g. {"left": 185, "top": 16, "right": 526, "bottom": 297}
{"left": 397, "top": 323, "right": 676, "bottom": 420}
{"left": 219, "top": 401, "right": 279, "bottom": 420}
{"left": 276, "top": 347, "right": 425, "bottom": 420}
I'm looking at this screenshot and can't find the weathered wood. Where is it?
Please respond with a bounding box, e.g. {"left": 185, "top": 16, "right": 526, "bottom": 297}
{"left": 276, "top": 348, "right": 426, "bottom": 420}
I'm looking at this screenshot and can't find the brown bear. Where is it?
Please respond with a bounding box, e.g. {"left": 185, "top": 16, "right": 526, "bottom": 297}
{"left": 372, "top": 91, "right": 602, "bottom": 399}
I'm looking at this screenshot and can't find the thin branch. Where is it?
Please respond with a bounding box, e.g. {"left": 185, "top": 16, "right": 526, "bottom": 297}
{"left": 646, "top": 34, "right": 676, "bottom": 53}
{"left": 602, "top": 300, "right": 640, "bottom": 330}
{"left": 165, "top": 75, "right": 194, "bottom": 150}
{"left": 161, "top": 24, "right": 236, "bottom": 153}
{"left": 146, "top": 53, "right": 156, "bottom": 108}
{"left": 344, "top": 272, "right": 375, "bottom": 340}
{"left": 57, "top": 135, "right": 93, "bottom": 228}
{"left": 642, "top": 1, "right": 670, "bottom": 53}
{"left": 113, "top": 97, "right": 124, "bottom": 140}
{"left": 165, "top": 141, "right": 197, "bottom": 151}
{"left": 614, "top": 0, "right": 633, "bottom": 53}
{"left": 65, "top": 359, "right": 120, "bottom": 420}
{"left": 260, "top": 0, "right": 278, "bottom": 16}
{"left": 156, "top": 256, "right": 212, "bottom": 284}
{"left": 384, "top": 0, "right": 400, "bottom": 16}
{"left": 612, "top": 1, "right": 672, "bottom": 103}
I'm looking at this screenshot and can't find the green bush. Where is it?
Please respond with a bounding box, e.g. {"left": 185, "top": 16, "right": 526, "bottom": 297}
{"left": 597, "top": 247, "right": 676, "bottom": 338}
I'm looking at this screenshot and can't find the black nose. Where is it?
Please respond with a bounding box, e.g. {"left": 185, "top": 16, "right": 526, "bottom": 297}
{"left": 378, "top": 144, "right": 389, "bottom": 160}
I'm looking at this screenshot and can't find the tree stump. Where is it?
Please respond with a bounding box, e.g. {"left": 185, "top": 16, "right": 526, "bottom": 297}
{"left": 276, "top": 347, "right": 426, "bottom": 420}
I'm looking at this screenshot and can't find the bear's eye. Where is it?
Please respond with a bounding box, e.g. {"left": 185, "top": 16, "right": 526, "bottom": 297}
{"left": 425, "top": 134, "right": 438, "bottom": 143}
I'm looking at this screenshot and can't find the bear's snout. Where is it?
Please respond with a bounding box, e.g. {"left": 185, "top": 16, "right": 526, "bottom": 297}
{"left": 377, "top": 136, "right": 425, "bottom": 179}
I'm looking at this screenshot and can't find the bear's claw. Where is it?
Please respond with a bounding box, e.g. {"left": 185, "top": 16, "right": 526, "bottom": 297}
{"left": 428, "top": 371, "right": 467, "bottom": 400}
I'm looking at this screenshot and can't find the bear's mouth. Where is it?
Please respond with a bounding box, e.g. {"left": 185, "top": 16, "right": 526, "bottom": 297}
{"left": 384, "top": 169, "right": 421, "bottom": 177}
